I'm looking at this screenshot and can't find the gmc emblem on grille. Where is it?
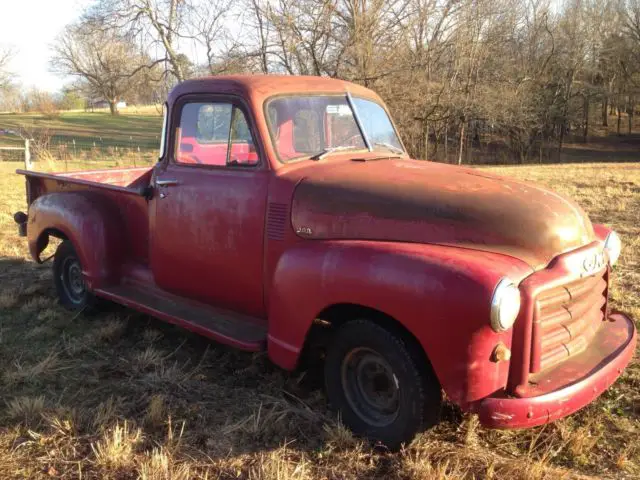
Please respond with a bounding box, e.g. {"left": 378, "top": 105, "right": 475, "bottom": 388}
{"left": 582, "top": 250, "right": 606, "bottom": 275}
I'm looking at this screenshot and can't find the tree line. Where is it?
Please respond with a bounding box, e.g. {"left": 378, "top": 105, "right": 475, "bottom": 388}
{"left": 6, "top": 0, "right": 640, "bottom": 163}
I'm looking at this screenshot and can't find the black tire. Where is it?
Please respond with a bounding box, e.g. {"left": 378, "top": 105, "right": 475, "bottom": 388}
{"left": 53, "top": 240, "right": 96, "bottom": 311}
{"left": 324, "top": 319, "right": 441, "bottom": 449}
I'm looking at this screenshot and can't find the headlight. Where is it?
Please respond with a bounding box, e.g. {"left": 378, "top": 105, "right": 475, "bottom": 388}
{"left": 490, "top": 278, "right": 521, "bottom": 332}
{"left": 604, "top": 231, "right": 622, "bottom": 266}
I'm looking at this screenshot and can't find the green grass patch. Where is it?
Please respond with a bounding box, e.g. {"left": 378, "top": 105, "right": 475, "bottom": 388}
{"left": 0, "top": 110, "right": 162, "bottom": 151}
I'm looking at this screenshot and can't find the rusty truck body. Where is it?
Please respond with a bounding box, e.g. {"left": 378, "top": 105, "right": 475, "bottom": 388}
{"left": 15, "top": 75, "right": 636, "bottom": 447}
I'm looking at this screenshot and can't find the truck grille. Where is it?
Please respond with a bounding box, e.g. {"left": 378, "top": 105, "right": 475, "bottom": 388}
{"left": 534, "top": 269, "right": 608, "bottom": 372}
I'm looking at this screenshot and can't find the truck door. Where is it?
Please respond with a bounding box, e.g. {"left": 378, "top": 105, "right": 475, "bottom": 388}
{"left": 150, "top": 96, "right": 268, "bottom": 318}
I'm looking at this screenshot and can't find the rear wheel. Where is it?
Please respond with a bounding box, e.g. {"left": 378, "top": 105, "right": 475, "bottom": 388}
{"left": 324, "top": 319, "right": 441, "bottom": 449}
{"left": 53, "top": 240, "right": 95, "bottom": 311}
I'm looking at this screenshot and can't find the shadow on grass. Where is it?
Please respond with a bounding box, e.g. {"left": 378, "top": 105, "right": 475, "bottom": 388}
{"left": 0, "top": 256, "right": 339, "bottom": 463}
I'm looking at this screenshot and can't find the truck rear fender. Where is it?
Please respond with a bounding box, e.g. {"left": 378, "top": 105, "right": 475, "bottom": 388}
{"left": 27, "top": 192, "right": 125, "bottom": 289}
{"left": 267, "top": 240, "right": 533, "bottom": 405}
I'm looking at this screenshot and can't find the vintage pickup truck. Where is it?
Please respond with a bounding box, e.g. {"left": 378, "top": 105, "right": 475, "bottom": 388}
{"left": 14, "top": 76, "right": 636, "bottom": 448}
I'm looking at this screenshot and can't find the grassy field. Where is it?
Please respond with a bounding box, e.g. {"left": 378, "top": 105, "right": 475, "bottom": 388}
{"left": 0, "top": 109, "right": 162, "bottom": 160}
{"left": 0, "top": 159, "right": 638, "bottom": 479}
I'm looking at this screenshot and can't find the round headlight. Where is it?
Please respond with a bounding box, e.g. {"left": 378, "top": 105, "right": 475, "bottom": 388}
{"left": 490, "top": 278, "right": 521, "bottom": 332}
{"left": 604, "top": 231, "right": 622, "bottom": 266}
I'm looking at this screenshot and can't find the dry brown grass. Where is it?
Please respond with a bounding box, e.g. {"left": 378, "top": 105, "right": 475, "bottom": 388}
{"left": 0, "top": 159, "right": 638, "bottom": 479}
{"left": 5, "top": 396, "right": 46, "bottom": 425}
{"left": 3, "top": 350, "right": 66, "bottom": 385}
{"left": 137, "top": 447, "right": 192, "bottom": 480}
{"left": 91, "top": 421, "right": 143, "bottom": 469}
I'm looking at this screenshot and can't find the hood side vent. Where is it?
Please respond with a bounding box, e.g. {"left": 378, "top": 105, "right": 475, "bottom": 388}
{"left": 266, "top": 202, "right": 288, "bottom": 240}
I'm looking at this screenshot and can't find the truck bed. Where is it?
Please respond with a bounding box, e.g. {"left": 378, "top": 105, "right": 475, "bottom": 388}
{"left": 16, "top": 166, "right": 154, "bottom": 196}
{"left": 18, "top": 166, "right": 153, "bottom": 264}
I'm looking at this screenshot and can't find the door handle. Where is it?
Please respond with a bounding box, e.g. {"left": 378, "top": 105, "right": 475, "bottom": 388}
{"left": 156, "top": 179, "right": 179, "bottom": 187}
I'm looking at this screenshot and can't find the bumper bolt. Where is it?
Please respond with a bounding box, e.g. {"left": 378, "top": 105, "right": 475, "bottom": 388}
{"left": 491, "top": 343, "right": 511, "bottom": 363}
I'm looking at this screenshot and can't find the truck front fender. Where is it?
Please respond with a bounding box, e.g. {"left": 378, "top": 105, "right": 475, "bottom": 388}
{"left": 267, "top": 240, "right": 533, "bottom": 405}
{"left": 27, "top": 192, "right": 125, "bottom": 289}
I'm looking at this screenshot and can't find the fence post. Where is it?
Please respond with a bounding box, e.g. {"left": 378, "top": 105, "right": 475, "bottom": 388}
{"left": 24, "top": 139, "right": 32, "bottom": 170}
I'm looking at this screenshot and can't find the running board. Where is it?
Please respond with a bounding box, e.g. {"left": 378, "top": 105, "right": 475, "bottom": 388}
{"left": 95, "top": 284, "right": 267, "bottom": 351}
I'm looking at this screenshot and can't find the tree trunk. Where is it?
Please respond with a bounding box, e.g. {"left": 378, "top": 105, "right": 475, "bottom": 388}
{"left": 108, "top": 100, "right": 118, "bottom": 115}
{"left": 628, "top": 96, "right": 634, "bottom": 134}
{"left": 167, "top": 0, "right": 184, "bottom": 81}
{"left": 617, "top": 106, "right": 622, "bottom": 135}
{"left": 457, "top": 119, "right": 465, "bottom": 165}
{"left": 539, "top": 140, "right": 543, "bottom": 164}
{"left": 423, "top": 120, "right": 429, "bottom": 160}
{"left": 557, "top": 121, "right": 565, "bottom": 160}
{"left": 466, "top": 120, "right": 472, "bottom": 164}
{"left": 432, "top": 132, "right": 439, "bottom": 159}
{"left": 444, "top": 124, "right": 448, "bottom": 163}
{"left": 602, "top": 98, "right": 608, "bottom": 126}
{"left": 583, "top": 96, "right": 589, "bottom": 142}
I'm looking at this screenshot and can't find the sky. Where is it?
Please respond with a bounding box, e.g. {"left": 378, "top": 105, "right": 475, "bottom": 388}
{"left": 0, "top": 0, "right": 87, "bottom": 92}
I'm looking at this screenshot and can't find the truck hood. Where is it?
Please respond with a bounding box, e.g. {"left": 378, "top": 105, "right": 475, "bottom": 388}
{"left": 290, "top": 159, "right": 595, "bottom": 269}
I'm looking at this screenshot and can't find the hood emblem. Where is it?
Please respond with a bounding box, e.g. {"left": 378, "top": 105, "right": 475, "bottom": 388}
{"left": 582, "top": 250, "right": 606, "bottom": 276}
{"left": 296, "top": 226, "right": 313, "bottom": 236}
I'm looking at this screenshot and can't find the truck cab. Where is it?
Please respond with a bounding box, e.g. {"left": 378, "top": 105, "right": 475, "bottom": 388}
{"left": 15, "top": 75, "right": 636, "bottom": 448}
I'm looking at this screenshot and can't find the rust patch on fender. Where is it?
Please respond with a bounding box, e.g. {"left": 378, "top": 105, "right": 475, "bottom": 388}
{"left": 292, "top": 160, "right": 595, "bottom": 269}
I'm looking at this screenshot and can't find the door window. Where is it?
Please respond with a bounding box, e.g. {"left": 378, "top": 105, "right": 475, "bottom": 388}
{"left": 229, "top": 107, "right": 259, "bottom": 165}
{"left": 175, "top": 102, "right": 259, "bottom": 167}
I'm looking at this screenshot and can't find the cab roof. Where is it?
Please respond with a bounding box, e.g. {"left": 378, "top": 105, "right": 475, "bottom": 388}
{"left": 167, "top": 75, "right": 383, "bottom": 105}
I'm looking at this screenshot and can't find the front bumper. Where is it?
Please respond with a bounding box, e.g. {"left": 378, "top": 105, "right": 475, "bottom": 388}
{"left": 472, "top": 312, "right": 636, "bottom": 428}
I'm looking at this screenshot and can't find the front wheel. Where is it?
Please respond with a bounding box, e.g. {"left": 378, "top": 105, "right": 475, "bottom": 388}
{"left": 53, "top": 240, "right": 96, "bottom": 311}
{"left": 324, "top": 319, "right": 442, "bottom": 449}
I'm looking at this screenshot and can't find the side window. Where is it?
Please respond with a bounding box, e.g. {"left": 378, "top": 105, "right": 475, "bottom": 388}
{"left": 229, "top": 108, "right": 259, "bottom": 166}
{"left": 196, "top": 104, "right": 232, "bottom": 143}
{"left": 175, "top": 102, "right": 258, "bottom": 167}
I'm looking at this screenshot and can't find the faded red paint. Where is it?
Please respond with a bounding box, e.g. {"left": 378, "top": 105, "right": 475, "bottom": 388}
{"left": 16, "top": 75, "right": 636, "bottom": 430}
{"left": 151, "top": 165, "right": 270, "bottom": 318}
{"left": 291, "top": 160, "right": 595, "bottom": 269}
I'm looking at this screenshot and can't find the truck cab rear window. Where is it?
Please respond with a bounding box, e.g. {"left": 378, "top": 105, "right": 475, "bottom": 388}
{"left": 175, "top": 102, "right": 259, "bottom": 167}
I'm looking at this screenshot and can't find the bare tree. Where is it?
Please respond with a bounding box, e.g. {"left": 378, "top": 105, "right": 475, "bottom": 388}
{"left": 176, "top": 0, "right": 248, "bottom": 76}
{"left": 86, "top": 0, "right": 188, "bottom": 82}
{"left": 0, "top": 46, "right": 13, "bottom": 90}
{"left": 48, "top": 0, "right": 640, "bottom": 162}
{"left": 51, "top": 22, "right": 162, "bottom": 114}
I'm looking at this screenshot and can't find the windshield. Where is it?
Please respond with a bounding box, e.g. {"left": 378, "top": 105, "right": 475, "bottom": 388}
{"left": 265, "top": 95, "right": 404, "bottom": 162}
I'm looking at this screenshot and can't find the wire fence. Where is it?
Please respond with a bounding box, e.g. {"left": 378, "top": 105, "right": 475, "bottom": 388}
{"left": 0, "top": 132, "right": 160, "bottom": 168}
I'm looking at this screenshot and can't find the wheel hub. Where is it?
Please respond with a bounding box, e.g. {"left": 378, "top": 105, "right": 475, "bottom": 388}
{"left": 62, "top": 257, "right": 85, "bottom": 304}
{"left": 341, "top": 348, "right": 400, "bottom": 427}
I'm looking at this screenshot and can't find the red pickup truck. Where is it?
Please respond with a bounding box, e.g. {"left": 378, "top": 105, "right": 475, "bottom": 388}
{"left": 14, "top": 76, "right": 636, "bottom": 448}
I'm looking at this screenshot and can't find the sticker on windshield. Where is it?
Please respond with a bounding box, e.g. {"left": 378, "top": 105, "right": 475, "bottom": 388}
{"left": 326, "top": 105, "right": 352, "bottom": 116}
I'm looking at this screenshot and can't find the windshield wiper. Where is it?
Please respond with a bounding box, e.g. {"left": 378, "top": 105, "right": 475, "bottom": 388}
{"left": 309, "top": 145, "right": 359, "bottom": 160}
{"left": 374, "top": 142, "right": 404, "bottom": 155}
